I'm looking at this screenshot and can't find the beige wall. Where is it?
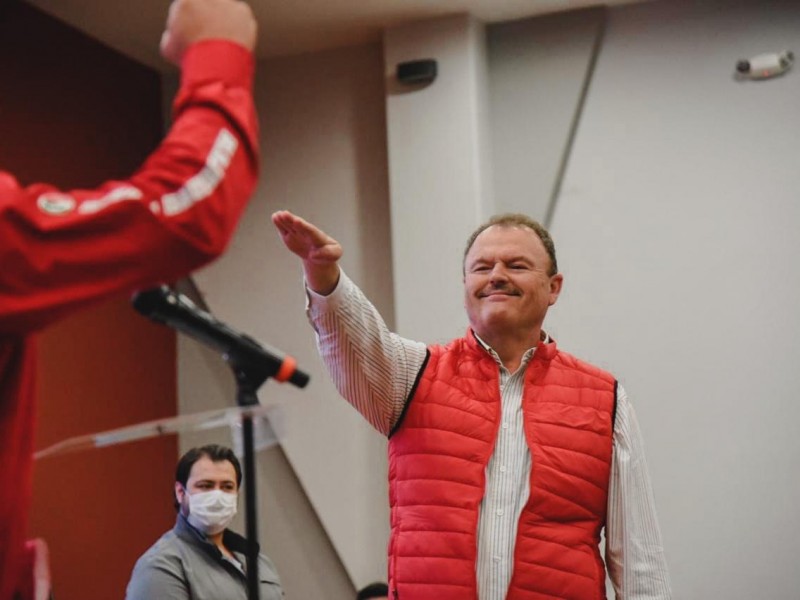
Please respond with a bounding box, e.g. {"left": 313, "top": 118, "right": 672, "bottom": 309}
{"left": 549, "top": 1, "right": 800, "bottom": 597}
{"left": 487, "top": 8, "right": 604, "bottom": 223}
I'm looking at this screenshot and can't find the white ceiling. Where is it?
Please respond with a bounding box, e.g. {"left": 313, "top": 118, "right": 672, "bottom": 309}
{"left": 26, "top": 0, "right": 648, "bottom": 71}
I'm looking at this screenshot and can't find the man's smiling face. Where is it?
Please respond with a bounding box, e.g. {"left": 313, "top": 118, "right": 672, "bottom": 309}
{"left": 463, "top": 224, "right": 562, "bottom": 342}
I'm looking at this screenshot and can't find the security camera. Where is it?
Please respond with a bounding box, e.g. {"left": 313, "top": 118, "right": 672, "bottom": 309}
{"left": 736, "top": 50, "right": 794, "bottom": 80}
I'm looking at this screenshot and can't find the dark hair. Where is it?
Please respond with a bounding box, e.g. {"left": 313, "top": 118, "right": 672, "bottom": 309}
{"left": 174, "top": 444, "right": 242, "bottom": 509}
{"left": 463, "top": 213, "right": 558, "bottom": 276}
{"left": 357, "top": 583, "right": 389, "bottom": 600}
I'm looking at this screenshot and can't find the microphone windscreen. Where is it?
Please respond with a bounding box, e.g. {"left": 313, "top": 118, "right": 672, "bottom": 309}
{"left": 132, "top": 286, "right": 171, "bottom": 318}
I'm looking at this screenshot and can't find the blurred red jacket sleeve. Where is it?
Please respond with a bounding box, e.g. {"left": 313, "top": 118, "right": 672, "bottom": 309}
{"left": 0, "top": 39, "right": 260, "bottom": 600}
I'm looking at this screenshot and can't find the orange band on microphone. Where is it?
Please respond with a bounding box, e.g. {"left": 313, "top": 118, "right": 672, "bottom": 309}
{"left": 275, "top": 356, "right": 297, "bottom": 382}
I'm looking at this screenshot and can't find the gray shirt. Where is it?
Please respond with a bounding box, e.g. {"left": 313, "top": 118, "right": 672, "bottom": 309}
{"left": 125, "top": 514, "right": 284, "bottom": 600}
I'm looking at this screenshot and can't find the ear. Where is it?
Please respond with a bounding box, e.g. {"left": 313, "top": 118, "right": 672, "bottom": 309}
{"left": 548, "top": 274, "right": 564, "bottom": 306}
{"left": 175, "top": 482, "right": 185, "bottom": 506}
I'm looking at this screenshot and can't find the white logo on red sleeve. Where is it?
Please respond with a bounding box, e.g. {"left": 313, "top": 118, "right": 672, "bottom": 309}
{"left": 37, "top": 193, "right": 76, "bottom": 215}
{"left": 160, "top": 128, "right": 239, "bottom": 217}
{"left": 35, "top": 127, "right": 238, "bottom": 218}
{"left": 78, "top": 186, "right": 143, "bottom": 214}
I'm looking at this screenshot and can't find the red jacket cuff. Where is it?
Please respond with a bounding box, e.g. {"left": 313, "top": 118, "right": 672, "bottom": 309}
{"left": 180, "top": 40, "right": 254, "bottom": 91}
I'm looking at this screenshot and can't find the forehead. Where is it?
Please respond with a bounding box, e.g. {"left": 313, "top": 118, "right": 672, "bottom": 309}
{"left": 466, "top": 225, "right": 547, "bottom": 261}
{"left": 187, "top": 456, "right": 237, "bottom": 484}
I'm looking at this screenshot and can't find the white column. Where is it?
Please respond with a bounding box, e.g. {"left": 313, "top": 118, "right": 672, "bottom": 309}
{"left": 384, "top": 14, "right": 493, "bottom": 343}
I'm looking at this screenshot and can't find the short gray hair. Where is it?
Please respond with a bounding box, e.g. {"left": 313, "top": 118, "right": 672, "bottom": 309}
{"left": 463, "top": 213, "right": 557, "bottom": 276}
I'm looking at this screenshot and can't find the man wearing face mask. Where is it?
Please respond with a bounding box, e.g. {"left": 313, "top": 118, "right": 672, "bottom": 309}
{"left": 125, "top": 444, "right": 284, "bottom": 600}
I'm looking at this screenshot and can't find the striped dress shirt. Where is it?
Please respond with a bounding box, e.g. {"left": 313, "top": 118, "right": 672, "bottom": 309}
{"left": 306, "top": 271, "right": 672, "bottom": 599}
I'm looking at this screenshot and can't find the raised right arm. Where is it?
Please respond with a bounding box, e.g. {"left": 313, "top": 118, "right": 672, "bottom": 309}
{"left": 272, "top": 211, "right": 427, "bottom": 434}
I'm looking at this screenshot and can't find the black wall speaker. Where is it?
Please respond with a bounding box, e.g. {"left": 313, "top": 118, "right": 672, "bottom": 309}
{"left": 396, "top": 59, "right": 438, "bottom": 85}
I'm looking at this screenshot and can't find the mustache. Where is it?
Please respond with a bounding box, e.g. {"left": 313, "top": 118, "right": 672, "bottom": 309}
{"left": 478, "top": 283, "right": 522, "bottom": 298}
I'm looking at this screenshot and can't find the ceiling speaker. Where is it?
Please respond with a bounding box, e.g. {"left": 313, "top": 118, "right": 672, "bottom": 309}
{"left": 396, "top": 59, "right": 437, "bottom": 85}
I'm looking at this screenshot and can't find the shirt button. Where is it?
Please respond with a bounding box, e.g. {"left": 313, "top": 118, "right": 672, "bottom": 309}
{"left": 493, "top": 556, "right": 501, "bottom": 563}
{"left": 499, "top": 465, "right": 507, "bottom": 473}
{"left": 502, "top": 423, "right": 509, "bottom": 430}
{"left": 496, "top": 509, "right": 504, "bottom": 516}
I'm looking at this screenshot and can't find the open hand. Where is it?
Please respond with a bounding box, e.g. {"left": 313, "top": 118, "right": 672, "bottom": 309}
{"left": 272, "top": 210, "right": 342, "bottom": 294}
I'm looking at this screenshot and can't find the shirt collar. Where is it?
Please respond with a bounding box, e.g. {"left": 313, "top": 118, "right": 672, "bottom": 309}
{"left": 472, "top": 330, "right": 550, "bottom": 368}
{"left": 174, "top": 512, "right": 255, "bottom": 555}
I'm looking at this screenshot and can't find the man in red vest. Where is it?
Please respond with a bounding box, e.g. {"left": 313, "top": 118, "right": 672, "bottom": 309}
{"left": 0, "top": 1, "right": 259, "bottom": 598}
{"left": 273, "top": 210, "right": 672, "bottom": 600}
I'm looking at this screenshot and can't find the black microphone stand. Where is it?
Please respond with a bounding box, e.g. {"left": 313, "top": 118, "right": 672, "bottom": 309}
{"left": 228, "top": 355, "right": 268, "bottom": 600}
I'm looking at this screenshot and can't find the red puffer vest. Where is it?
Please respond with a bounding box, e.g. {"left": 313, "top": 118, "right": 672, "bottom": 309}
{"left": 387, "top": 331, "right": 617, "bottom": 600}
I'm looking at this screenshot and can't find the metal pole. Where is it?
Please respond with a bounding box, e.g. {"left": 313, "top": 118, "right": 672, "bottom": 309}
{"left": 238, "top": 387, "right": 261, "bottom": 600}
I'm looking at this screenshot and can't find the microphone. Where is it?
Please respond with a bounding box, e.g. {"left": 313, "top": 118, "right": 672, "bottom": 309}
{"left": 132, "top": 286, "right": 309, "bottom": 389}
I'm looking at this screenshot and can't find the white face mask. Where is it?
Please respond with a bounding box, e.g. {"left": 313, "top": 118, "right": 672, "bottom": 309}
{"left": 185, "top": 489, "right": 238, "bottom": 535}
